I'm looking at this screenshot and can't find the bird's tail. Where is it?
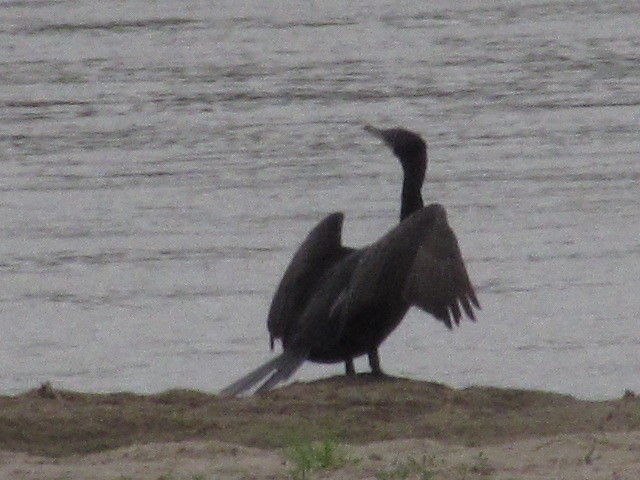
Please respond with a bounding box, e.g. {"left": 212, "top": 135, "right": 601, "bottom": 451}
{"left": 219, "top": 351, "right": 306, "bottom": 396}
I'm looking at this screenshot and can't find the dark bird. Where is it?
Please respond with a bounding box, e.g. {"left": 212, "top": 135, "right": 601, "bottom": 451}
{"left": 221, "top": 127, "right": 479, "bottom": 396}
{"left": 268, "top": 126, "right": 428, "bottom": 376}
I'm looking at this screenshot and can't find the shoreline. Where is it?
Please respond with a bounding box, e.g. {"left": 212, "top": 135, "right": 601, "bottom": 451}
{"left": 1, "top": 377, "right": 639, "bottom": 479}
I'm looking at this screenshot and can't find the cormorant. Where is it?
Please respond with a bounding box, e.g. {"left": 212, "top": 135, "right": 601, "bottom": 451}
{"left": 221, "top": 127, "right": 479, "bottom": 395}
{"left": 269, "top": 125, "right": 428, "bottom": 376}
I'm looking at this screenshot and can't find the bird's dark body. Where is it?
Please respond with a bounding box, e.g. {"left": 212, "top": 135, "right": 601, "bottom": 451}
{"left": 279, "top": 204, "right": 453, "bottom": 363}
{"left": 287, "top": 252, "right": 410, "bottom": 365}
{"left": 310, "top": 304, "right": 409, "bottom": 364}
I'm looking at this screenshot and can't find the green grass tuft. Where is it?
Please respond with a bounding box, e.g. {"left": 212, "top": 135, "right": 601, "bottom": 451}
{"left": 285, "top": 437, "right": 354, "bottom": 480}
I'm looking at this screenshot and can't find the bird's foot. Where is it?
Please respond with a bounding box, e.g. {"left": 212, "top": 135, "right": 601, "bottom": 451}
{"left": 367, "top": 350, "right": 386, "bottom": 378}
{"left": 345, "top": 359, "right": 356, "bottom": 376}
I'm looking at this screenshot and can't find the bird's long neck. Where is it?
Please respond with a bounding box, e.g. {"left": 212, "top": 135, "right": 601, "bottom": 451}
{"left": 400, "top": 169, "right": 425, "bottom": 221}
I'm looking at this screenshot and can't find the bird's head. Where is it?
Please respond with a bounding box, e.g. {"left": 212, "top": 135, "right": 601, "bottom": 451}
{"left": 364, "top": 125, "right": 427, "bottom": 179}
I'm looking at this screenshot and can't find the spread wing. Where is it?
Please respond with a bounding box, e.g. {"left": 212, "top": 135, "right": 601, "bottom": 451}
{"left": 402, "top": 205, "right": 480, "bottom": 328}
{"left": 267, "top": 212, "right": 350, "bottom": 347}
{"left": 332, "top": 203, "right": 479, "bottom": 331}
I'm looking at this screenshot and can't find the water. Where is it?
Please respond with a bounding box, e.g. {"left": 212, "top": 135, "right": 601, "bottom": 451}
{"left": 1, "top": 0, "right": 638, "bottom": 400}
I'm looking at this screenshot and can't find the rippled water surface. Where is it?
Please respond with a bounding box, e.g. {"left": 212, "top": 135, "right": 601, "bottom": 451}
{"left": 1, "top": 0, "right": 639, "bottom": 399}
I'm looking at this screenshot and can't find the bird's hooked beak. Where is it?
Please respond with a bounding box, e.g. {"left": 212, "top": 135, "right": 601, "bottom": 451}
{"left": 363, "top": 124, "right": 394, "bottom": 149}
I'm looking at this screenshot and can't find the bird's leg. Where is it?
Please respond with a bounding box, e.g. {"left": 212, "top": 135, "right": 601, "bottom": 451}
{"left": 368, "top": 349, "right": 385, "bottom": 376}
{"left": 345, "top": 359, "right": 356, "bottom": 376}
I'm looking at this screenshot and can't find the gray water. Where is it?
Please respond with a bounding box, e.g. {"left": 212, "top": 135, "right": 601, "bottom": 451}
{"left": 1, "top": 0, "right": 639, "bottom": 400}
